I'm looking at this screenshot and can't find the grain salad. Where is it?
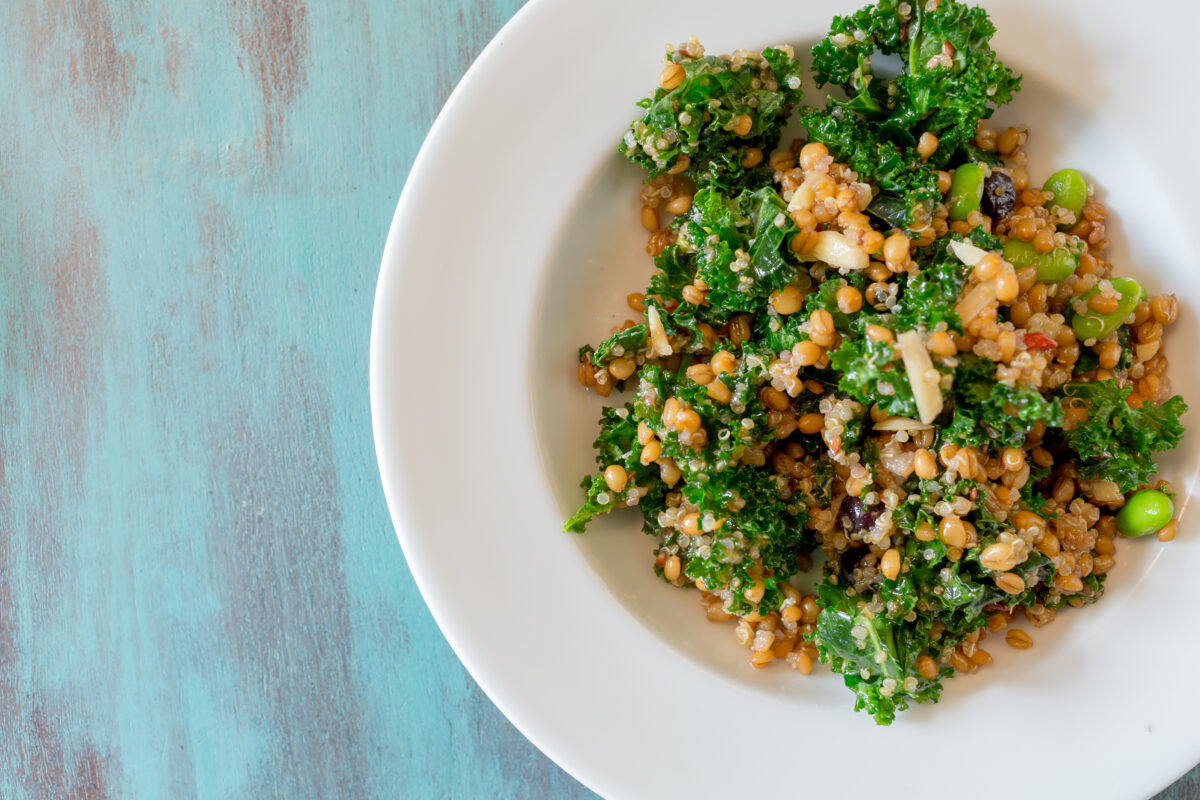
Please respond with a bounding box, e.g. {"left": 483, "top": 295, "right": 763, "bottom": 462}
{"left": 565, "top": 0, "right": 1188, "bottom": 724}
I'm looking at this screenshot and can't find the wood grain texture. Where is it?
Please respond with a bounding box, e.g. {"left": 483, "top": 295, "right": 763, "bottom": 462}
{"left": 0, "top": 0, "right": 595, "bottom": 797}
{"left": 0, "top": 1, "right": 1191, "bottom": 798}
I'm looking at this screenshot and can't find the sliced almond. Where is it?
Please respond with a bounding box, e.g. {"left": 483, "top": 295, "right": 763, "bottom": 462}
{"left": 897, "top": 330, "right": 944, "bottom": 425}
{"left": 646, "top": 305, "right": 673, "bottom": 357}
{"left": 955, "top": 279, "right": 997, "bottom": 322}
{"left": 873, "top": 415, "right": 935, "bottom": 432}
{"left": 948, "top": 238, "right": 989, "bottom": 267}
{"left": 794, "top": 230, "right": 869, "bottom": 271}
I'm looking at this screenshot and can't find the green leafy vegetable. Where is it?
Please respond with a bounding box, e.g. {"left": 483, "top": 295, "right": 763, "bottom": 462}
{"left": 1060, "top": 381, "right": 1188, "bottom": 491}
{"left": 621, "top": 48, "right": 803, "bottom": 189}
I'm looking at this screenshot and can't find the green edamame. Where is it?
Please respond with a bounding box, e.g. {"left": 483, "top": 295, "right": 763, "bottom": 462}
{"left": 1002, "top": 239, "right": 1080, "bottom": 283}
{"left": 1071, "top": 276, "right": 1145, "bottom": 341}
{"left": 947, "top": 163, "right": 985, "bottom": 221}
{"left": 1116, "top": 489, "right": 1174, "bottom": 537}
{"left": 1042, "top": 168, "right": 1088, "bottom": 219}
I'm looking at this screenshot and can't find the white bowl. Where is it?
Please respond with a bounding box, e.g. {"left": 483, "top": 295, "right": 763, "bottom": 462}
{"left": 371, "top": 1, "right": 1200, "bottom": 797}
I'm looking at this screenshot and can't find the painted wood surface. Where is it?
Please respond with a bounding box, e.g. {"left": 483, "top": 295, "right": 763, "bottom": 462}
{"left": 0, "top": 1, "right": 1191, "bottom": 798}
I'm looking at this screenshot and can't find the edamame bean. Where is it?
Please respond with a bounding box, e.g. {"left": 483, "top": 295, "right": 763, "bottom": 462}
{"left": 1116, "top": 489, "right": 1174, "bottom": 537}
{"left": 1071, "top": 276, "right": 1144, "bottom": 341}
{"left": 947, "top": 163, "right": 985, "bottom": 221}
{"left": 1002, "top": 239, "right": 1080, "bottom": 283}
{"left": 1042, "top": 168, "right": 1088, "bottom": 218}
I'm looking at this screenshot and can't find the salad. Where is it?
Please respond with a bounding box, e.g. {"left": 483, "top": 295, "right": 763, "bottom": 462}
{"left": 565, "top": 0, "right": 1187, "bottom": 724}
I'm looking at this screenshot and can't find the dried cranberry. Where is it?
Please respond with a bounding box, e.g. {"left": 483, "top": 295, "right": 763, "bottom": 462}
{"left": 981, "top": 171, "right": 1016, "bottom": 220}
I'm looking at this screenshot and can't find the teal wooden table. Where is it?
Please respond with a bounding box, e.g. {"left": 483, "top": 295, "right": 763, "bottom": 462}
{"left": 0, "top": 1, "right": 1193, "bottom": 798}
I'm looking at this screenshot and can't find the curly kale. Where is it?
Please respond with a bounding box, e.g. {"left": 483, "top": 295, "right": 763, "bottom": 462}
{"left": 803, "top": 0, "right": 1021, "bottom": 229}
{"left": 1059, "top": 381, "right": 1188, "bottom": 491}
{"left": 620, "top": 48, "right": 803, "bottom": 190}
{"left": 944, "top": 354, "right": 1064, "bottom": 450}
{"left": 661, "top": 186, "right": 807, "bottom": 322}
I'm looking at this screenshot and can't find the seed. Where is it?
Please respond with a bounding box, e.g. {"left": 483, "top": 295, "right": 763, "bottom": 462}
{"left": 762, "top": 387, "right": 790, "bottom": 412}
{"left": 938, "top": 516, "right": 967, "bottom": 548}
{"left": 659, "top": 458, "right": 681, "bottom": 487}
{"left": 810, "top": 308, "right": 835, "bottom": 337}
{"left": 996, "top": 572, "right": 1025, "bottom": 594}
{"left": 971, "top": 648, "right": 994, "bottom": 667}
{"left": 706, "top": 380, "right": 732, "bottom": 404}
{"left": 731, "top": 114, "right": 753, "bottom": 136}
{"left": 1086, "top": 293, "right": 1118, "bottom": 315}
{"left": 997, "top": 126, "right": 1024, "bottom": 156}
{"left": 1001, "top": 447, "right": 1025, "bottom": 472}
{"left": 912, "top": 449, "right": 938, "bottom": 480}
{"left": 1032, "top": 229, "right": 1055, "bottom": 254}
{"left": 917, "top": 655, "right": 938, "bottom": 679}
{"left": 949, "top": 649, "right": 972, "bottom": 673}
{"left": 686, "top": 364, "right": 715, "bottom": 385}
{"left": 677, "top": 409, "right": 702, "bottom": 434}
{"left": 882, "top": 233, "right": 910, "bottom": 266}
{"left": 666, "top": 193, "right": 693, "bottom": 216}
{"left": 917, "top": 131, "right": 939, "bottom": 160}
{"left": 793, "top": 650, "right": 814, "bottom": 674}
{"left": 711, "top": 351, "right": 737, "bottom": 375}
{"left": 797, "top": 413, "right": 824, "bottom": 434}
{"left": 640, "top": 439, "right": 661, "bottom": 465}
{"left": 1135, "top": 320, "right": 1163, "bottom": 343}
{"left": 640, "top": 205, "right": 659, "bottom": 232}
{"left": 1157, "top": 519, "right": 1179, "bottom": 542}
{"left": 980, "top": 542, "right": 1018, "bottom": 572}
{"left": 1054, "top": 573, "right": 1083, "bottom": 593}
{"left": 681, "top": 284, "right": 707, "bottom": 306}
{"left": 924, "top": 331, "right": 956, "bottom": 357}
{"left": 973, "top": 253, "right": 1002, "bottom": 281}
{"left": 798, "top": 142, "right": 828, "bottom": 170}
{"left": 1013, "top": 510, "right": 1045, "bottom": 533}
{"left": 881, "top": 548, "right": 901, "bottom": 580}
{"left": 1097, "top": 339, "right": 1122, "bottom": 370}
{"left": 915, "top": 521, "right": 937, "bottom": 542}
{"left": 741, "top": 147, "right": 763, "bottom": 168}
{"left": 1036, "top": 534, "right": 1060, "bottom": 557}
{"left": 865, "top": 324, "right": 894, "bottom": 344}
{"left": 770, "top": 285, "right": 804, "bottom": 315}
{"left": 667, "top": 155, "right": 690, "bottom": 175}
{"left": 603, "top": 464, "right": 628, "bottom": 493}
{"left": 626, "top": 292, "right": 647, "bottom": 312}
{"left": 1151, "top": 294, "right": 1179, "bottom": 325}
{"left": 1013, "top": 217, "right": 1039, "bottom": 241}
{"left": 680, "top": 512, "right": 701, "bottom": 536}
{"left": 768, "top": 149, "right": 796, "bottom": 172}
{"left": 659, "top": 62, "right": 685, "bottom": 90}
{"left": 663, "top": 555, "right": 681, "bottom": 582}
{"left": 836, "top": 285, "right": 863, "bottom": 314}
{"left": 608, "top": 356, "right": 636, "bottom": 381}
{"left": 995, "top": 266, "right": 1019, "bottom": 302}
{"left": 1005, "top": 629, "right": 1033, "bottom": 649}
{"left": 793, "top": 340, "right": 822, "bottom": 366}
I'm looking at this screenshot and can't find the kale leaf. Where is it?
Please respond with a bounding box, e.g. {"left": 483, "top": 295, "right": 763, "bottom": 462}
{"left": 944, "top": 354, "right": 1063, "bottom": 450}
{"left": 1060, "top": 381, "right": 1188, "bottom": 491}
{"left": 620, "top": 48, "right": 803, "bottom": 189}
{"left": 803, "top": 0, "right": 1021, "bottom": 229}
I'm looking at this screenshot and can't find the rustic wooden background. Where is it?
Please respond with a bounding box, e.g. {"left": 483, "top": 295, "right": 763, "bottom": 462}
{"left": 0, "top": 0, "right": 1193, "bottom": 797}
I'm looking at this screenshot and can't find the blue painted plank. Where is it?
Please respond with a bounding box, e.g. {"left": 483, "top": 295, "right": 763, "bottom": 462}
{"left": 0, "top": 0, "right": 1189, "bottom": 798}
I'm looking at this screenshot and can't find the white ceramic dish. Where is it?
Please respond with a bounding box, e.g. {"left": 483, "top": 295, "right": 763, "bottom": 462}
{"left": 371, "top": 1, "right": 1200, "bottom": 797}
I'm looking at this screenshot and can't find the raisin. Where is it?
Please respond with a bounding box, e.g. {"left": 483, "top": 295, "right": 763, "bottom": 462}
{"left": 981, "top": 171, "right": 1016, "bottom": 220}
